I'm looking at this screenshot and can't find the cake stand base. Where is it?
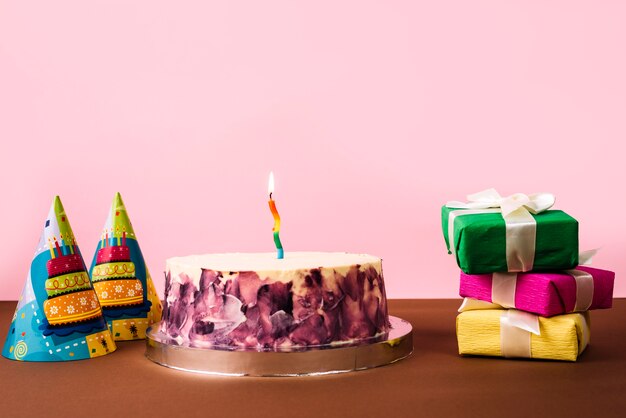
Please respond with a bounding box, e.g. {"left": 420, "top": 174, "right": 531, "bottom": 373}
{"left": 145, "top": 316, "right": 413, "bottom": 376}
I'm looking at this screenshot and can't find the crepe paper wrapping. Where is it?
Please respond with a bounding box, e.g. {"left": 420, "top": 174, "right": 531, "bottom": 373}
{"left": 442, "top": 206, "right": 578, "bottom": 274}
{"left": 2, "top": 196, "right": 116, "bottom": 362}
{"left": 456, "top": 309, "right": 590, "bottom": 361}
{"left": 446, "top": 189, "right": 558, "bottom": 272}
{"left": 459, "top": 266, "right": 614, "bottom": 317}
{"left": 88, "top": 193, "right": 162, "bottom": 341}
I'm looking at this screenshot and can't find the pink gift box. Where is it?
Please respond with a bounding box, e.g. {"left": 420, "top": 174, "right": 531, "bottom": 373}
{"left": 459, "top": 266, "right": 615, "bottom": 317}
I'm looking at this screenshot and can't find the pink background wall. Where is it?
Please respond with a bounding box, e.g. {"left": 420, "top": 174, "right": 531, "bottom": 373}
{"left": 1, "top": 1, "right": 625, "bottom": 300}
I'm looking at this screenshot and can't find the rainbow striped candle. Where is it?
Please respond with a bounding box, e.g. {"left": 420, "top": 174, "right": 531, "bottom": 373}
{"left": 267, "top": 171, "right": 284, "bottom": 259}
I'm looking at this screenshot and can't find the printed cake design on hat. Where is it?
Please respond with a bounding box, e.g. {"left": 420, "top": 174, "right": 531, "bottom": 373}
{"left": 92, "top": 237, "right": 144, "bottom": 308}
{"left": 44, "top": 245, "right": 102, "bottom": 325}
{"left": 2, "top": 196, "right": 116, "bottom": 362}
{"left": 89, "top": 193, "right": 161, "bottom": 340}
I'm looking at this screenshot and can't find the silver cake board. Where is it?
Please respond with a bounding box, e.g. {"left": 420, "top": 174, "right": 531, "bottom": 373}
{"left": 145, "top": 316, "right": 413, "bottom": 377}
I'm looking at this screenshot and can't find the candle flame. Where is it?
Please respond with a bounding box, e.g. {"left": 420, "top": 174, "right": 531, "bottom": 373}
{"left": 268, "top": 171, "right": 275, "bottom": 196}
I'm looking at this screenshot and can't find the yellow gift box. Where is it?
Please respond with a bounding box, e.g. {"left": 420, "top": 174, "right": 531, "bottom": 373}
{"left": 456, "top": 308, "right": 590, "bottom": 362}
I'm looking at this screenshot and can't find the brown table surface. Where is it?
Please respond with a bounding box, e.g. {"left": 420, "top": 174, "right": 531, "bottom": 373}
{"left": 1, "top": 299, "right": 625, "bottom": 418}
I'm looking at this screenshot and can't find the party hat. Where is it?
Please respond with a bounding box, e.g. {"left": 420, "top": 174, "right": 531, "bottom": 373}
{"left": 89, "top": 193, "right": 162, "bottom": 340}
{"left": 2, "top": 197, "right": 116, "bottom": 361}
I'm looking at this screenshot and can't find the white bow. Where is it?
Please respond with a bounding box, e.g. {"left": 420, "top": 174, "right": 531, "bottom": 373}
{"left": 446, "top": 188, "right": 557, "bottom": 272}
{"left": 446, "top": 188, "right": 555, "bottom": 218}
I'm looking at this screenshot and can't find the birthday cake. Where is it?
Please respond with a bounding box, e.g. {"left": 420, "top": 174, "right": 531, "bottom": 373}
{"left": 44, "top": 253, "right": 102, "bottom": 325}
{"left": 162, "top": 252, "right": 390, "bottom": 350}
{"left": 92, "top": 244, "right": 144, "bottom": 308}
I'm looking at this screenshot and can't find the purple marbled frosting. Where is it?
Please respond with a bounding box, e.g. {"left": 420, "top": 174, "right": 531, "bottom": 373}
{"left": 161, "top": 263, "right": 389, "bottom": 350}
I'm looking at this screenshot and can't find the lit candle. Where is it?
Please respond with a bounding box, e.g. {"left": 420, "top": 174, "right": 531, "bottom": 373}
{"left": 116, "top": 226, "right": 120, "bottom": 246}
{"left": 105, "top": 230, "right": 109, "bottom": 248}
{"left": 267, "top": 171, "right": 284, "bottom": 259}
{"left": 122, "top": 227, "right": 126, "bottom": 246}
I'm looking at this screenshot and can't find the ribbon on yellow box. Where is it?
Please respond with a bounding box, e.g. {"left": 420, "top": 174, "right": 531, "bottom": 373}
{"left": 456, "top": 304, "right": 590, "bottom": 361}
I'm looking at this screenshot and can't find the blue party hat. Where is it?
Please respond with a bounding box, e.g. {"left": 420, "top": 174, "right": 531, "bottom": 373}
{"left": 2, "top": 196, "right": 116, "bottom": 361}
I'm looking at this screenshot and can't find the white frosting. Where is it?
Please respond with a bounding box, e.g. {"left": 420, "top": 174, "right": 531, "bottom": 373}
{"left": 166, "top": 252, "right": 382, "bottom": 285}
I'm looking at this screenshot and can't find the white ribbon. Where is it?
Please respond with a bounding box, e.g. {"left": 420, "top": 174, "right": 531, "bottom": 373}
{"left": 566, "top": 270, "right": 594, "bottom": 312}
{"left": 447, "top": 188, "right": 555, "bottom": 216}
{"left": 491, "top": 271, "right": 594, "bottom": 313}
{"left": 457, "top": 299, "right": 540, "bottom": 357}
{"left": 459, "top": 298, "right": 589, "bottom": 358}
{"left": 467, "top": 268, "right": 594, "bottom": 313}
{"left": 447, "top": 189, "right": 555, "bottom": 272}
{"left": 500, "top": 310, "right": 540, "bottom": 358}
{"left": 458, "top": 297, "right": 501, "bottom": 312}
{"left": 491, "top": 272, "right": 517, "bottom": 308}
{"left": 566, "top": 249, "right": 597, "bottom": 312}
{"left": 489, "top": 249, "right": 597, "bottom": 312}
{"left": 579, "top": 249, "right": 598, "bottom": 266}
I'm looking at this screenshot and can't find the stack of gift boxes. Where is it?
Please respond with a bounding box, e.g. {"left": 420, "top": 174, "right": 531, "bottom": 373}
{"left": 442, "top": 189, "right": 615, "bottom": 361}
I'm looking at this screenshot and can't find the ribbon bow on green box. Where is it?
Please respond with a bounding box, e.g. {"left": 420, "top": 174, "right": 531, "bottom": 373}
{"left": 442, "top": 189, "right": 578, "bottom": 274}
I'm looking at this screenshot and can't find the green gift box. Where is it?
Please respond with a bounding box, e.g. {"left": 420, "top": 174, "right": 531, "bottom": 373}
{"left": 442, "top": 206, "right": 578, "bottom": 274}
